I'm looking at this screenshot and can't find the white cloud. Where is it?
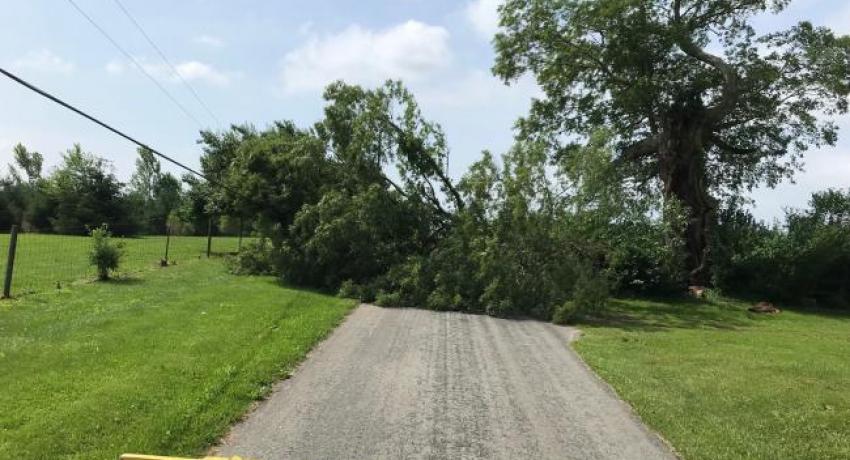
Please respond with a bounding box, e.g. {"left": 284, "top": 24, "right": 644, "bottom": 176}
{"left": 105, "top": 58, "right": 232, "bottom": 86}
{"left": 279, "top": 20, "right": 451, "bottom": 93}
{"left": 173, "top": 61, "right": 231, "bottom": 86}
{"left": 193, "top": 35, "right": 225, "bottom": 47}
{"left": 12, "top": 49, "right": 74, "bottom": 75}
{"left": 466, "top": 0, "right": 502, "bottom": 40}
{"left": 105, "top": 59, "right": 124, "bottom": 75}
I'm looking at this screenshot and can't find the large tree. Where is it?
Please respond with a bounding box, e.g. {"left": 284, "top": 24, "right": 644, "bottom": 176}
{"left": 494, "top": 0, "right": 850, "bottom": 285}
{"left": 2, "top": 144, "right": 48, "bottom": 230}
{"left": 129, "top": 148, "right": 183, "bottom": 233}
{"left": 129, "top": 148, "right": 162, "bottom": 203}
{"left": 48, "top": 144, "right": 132, "bottom": 234}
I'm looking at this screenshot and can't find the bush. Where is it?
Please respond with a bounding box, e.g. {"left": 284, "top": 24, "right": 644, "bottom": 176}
{"left": 552, "top": 301, "right": 579, "bottom": 325}
{"left": 573, "top": 271, "right": 610, "bottom": 313}
{"left": 226, "top": 239, "right": 274, "bottom": 275}
{"left": 337, "top": 279, "right": 378, "bottom": 302}
{"left": 607, "top": 219, "right": 687, "bottom": 295}
{"left": 337, "top": 280, "right": 359, "bottom": 299}
{"left": 374, "top": 290, "right": 402, "bottom": 308}
{"left": 552, "top": 271, "right": 611, "bottom": 324}
{"left": 713, "top": 190, "right": 850, "bottom": 310}
{"left": 89, "top": 224, "right": 124, "bottom": 280}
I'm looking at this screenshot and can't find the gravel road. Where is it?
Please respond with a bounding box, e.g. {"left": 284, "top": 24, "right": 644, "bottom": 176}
{"left": 215, "top": 304, "right": 675, "bottom": 459}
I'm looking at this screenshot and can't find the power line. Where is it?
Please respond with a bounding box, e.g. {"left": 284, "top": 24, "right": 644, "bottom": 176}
{"left": 0, "top": 66, "right": 208, "bottom": 181}
{"left": 111, "top": 0, "right": 223, "bottom": 127}
{"left": 65, "top": 0, "right": 207, "bottom": 129}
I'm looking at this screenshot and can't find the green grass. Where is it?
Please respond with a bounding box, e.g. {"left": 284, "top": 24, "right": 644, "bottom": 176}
{"left": 0, "top": 233, "right": 244, "bottom": 295}
{"left": 0, "top": 260, "right": 355, "bottom": 459}
{"left": 573, "top": 298, "right": 850, "bottom": 460}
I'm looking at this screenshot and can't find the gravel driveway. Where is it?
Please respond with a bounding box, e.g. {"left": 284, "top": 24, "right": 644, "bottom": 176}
{"left": 215, "top": 304, "right": 675, "bottom": 459}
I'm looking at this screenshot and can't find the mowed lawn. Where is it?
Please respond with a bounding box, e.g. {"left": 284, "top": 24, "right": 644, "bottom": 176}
{"left": 0, "top": 233, "right": 243, "bottom": 295}
{"left": 574, "top": 298, "right": 850, "bottom": 460}
{"left": 0, "top": 260, "right": 355, "bottom": 459}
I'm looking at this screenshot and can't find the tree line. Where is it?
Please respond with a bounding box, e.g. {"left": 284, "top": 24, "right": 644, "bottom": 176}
{"left": 0, "top": 143, "right": 225, "bottom": 236}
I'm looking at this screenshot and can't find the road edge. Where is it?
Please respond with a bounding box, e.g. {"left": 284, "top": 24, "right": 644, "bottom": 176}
{"left": 567, "top": 328, "right": 681, "bottom": 459}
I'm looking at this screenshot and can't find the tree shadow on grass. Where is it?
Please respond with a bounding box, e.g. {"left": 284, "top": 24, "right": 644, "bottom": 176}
{"left": 99, "top": 276, "right": 145, "bottom": 286}
{"left": 778, "top": 304, "right": 850, "bottom": 322}
{"left": 577, "top": 297, "right": 756, "bottom": 332}
{"left": 257, "top": 277, "right": 340, "bottom": 298}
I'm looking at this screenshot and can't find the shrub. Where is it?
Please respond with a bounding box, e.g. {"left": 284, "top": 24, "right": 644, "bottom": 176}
{"left": 713, "top": 190, "right": 850, "bottom": 310}
{"left": 552, "top": 301, "right": 579, "bottom": 325}
{"left": 607, "top": 219, "right": 687, "bottom": 295}
{"left": 552, "top": 270, "right": 611, "bottom": 324}
{"left": 573, "top": 271, "right": 610, "bottom": 313}
{"left": 226, "top": 239, "right": 274, "bottom": 275}
{"left": 374, "top": 290, "right": 402, "bottom": 308}
{"left": 337, "top": 280, "right": 359, "bottom": 299}
{"left": 89, "top": 224, "right": 124, "bottom": 280}
{"left": 337, "top": 279, "right": 378, "bottom": 302}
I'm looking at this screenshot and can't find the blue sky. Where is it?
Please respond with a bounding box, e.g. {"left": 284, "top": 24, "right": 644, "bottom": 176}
{"left": 1, "top": 0, "right": 849, "bottom": 221}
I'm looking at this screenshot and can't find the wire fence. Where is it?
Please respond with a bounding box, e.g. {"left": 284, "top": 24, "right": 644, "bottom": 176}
{"left": 1, "top": 222, "right": 246, "bottom": 298}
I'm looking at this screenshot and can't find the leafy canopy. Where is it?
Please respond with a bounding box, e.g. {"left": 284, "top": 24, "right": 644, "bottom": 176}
{"left": 494, "top": 0, "right": 850, "bottom": 194}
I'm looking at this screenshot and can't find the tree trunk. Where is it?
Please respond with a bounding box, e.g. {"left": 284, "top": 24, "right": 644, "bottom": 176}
{"left": 659, "top": 103, "right": 716, "bottom": 287}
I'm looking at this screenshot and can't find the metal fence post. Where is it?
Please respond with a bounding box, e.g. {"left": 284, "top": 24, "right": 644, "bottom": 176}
{"left": 206, "top": 217, "right": 213, "bottom": 258}
{"left": 3, "top": 225, "right": 19, "bottom": 299}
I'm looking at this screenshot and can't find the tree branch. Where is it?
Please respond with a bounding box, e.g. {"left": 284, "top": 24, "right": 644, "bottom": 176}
{"left": 383, "top": 175, "right": 451, "bottom": 218}
{"left": 383, "top": 175, "right": 409, "bottom": 198}
{"left": 673, "top": 2, "right": 740, "bottom": 124}
{"left": 709, "top": 134, "right": 758, "bottom": 155}
{"left": 618, "top": 136, "right": 660, "bottom": 164}
{"left": 381, "top": 116, "right": 465, "bottom": 211}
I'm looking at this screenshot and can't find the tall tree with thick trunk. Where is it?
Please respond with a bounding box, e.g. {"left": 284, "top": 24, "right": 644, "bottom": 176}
{"left": 494, "top": 0, "right": 850, "bottom": 286}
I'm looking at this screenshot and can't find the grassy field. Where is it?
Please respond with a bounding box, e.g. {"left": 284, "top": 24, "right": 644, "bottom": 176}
{"left": 0, "top": 260, "right": 355, "bottom": 459}
{"left": 573, "top": 298, "right": 850, "bottom": 460}
{"left": 0, "top": 233, "right": 243, "bottom": 296}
